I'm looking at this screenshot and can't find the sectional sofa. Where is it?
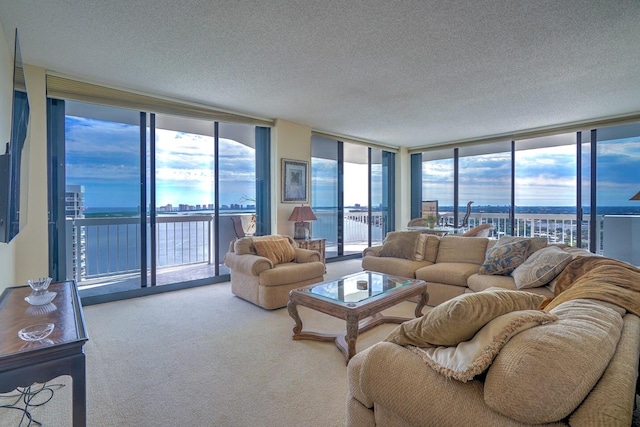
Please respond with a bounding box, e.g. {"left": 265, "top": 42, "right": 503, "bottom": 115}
{"left": 350, "top": 231, "right": 640, "bottom": 425}
{"left": 361, "top": 231, "right": 591, "bottom": 306}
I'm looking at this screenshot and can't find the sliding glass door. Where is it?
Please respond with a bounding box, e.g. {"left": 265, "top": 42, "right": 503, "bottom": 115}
{"left": 311, "top": 136, "right": 395, "bottom": 259}
{"left": 50, "top": 100, "right": 264, "bottom": 301}
{"left": 64, "top": 102, "right": 143, "bottom": 294}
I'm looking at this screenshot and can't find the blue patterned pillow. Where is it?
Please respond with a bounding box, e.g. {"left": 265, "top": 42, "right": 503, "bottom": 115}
{"left": 479, "top": 239, "right": 531, "bottom": 275}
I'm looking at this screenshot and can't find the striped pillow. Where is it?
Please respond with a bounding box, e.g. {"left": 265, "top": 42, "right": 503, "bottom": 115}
{"left": 253, "top": 238, "right": 296, "bottom": 265}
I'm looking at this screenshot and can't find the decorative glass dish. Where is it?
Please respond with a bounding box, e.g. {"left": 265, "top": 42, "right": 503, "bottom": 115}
{"left": 27, "top": 277, "right": 52, "bottom": 293}
{"left": 18, "top": 323, "right": 55, "bottom": 341}
{"left": 25, "top": 291, "right": 57, "bottom": 306}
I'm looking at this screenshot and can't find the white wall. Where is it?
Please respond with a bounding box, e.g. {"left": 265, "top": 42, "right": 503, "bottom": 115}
{"left": 272, "top": 119, "right": 312, "bottom": 236}
{"left": 0, "top": 23, "right": 15, "bottom": 291}
{"left": 14, "top": 64, "right": 49, "bottom": 284}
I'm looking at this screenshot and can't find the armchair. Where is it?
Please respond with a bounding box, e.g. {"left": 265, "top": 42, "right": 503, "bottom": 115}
{"left": 223, "top": 234, "right": 325, "bottom": 309}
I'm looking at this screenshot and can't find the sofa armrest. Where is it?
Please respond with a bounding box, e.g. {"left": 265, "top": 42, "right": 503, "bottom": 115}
{"left": 224, "top": 252, "right": 273, "bottom": 276}
{"left": 363, "top": 246, "right": 382, "bottom": 258}
{"left": 295, "top": 248, "right": 321, "bottom": 263}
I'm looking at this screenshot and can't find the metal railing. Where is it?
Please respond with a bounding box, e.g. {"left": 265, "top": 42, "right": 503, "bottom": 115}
{"left": 67, "top": 210, "right": 601, "bottom": 284}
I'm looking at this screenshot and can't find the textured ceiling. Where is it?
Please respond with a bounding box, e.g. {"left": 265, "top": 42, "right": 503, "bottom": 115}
{"left": 1, "top": 0, "right": 640, "bottom": 149}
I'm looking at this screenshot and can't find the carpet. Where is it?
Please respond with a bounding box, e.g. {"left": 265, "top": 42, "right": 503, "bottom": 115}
{"left": 1, "top": 259, "right": 639, "bottom": 426}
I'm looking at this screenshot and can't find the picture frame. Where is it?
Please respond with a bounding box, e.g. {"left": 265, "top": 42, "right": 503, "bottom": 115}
{"left": 282, "top": 159, "right": 308, "bottom": 203}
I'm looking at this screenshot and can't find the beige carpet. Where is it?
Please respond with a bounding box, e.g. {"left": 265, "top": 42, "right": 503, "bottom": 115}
{"left": 1, "top": 260, "right": 409, "bottom": 426}
{"left": 2, "top": 259, "right": 639, "bottom": 426}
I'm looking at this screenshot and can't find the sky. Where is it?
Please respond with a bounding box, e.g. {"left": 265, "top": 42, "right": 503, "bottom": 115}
{"left": 65, "top": 116, "right": 640, "bottom": 210}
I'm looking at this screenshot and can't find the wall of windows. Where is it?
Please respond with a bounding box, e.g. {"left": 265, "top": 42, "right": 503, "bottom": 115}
{"left": 417, "top": 123, "right": 640, "bottom": 263}
{"left": 49, "top": 100, "right": 267, "bottom": 303}
{"left": 311, "top": 136, "right": 394, "bottom": 259}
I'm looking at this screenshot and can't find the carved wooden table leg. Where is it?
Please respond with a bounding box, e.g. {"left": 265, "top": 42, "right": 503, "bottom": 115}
{"left": 287, "top": 300, "right": 302, "bottom": 336}
{"left": 345, "top": 313, "right": 360, "bottom": 363}
{"left": 414, "top": 290, "right": 430, "bottom": 317}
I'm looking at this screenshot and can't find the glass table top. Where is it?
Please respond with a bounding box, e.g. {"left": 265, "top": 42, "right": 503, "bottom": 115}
{"left": 303, "top": 271, "right": 416, "bottom": 304}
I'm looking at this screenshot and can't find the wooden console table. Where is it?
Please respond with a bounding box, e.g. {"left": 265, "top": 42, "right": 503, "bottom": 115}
{"left": 0, "top": 280, "right": 88, "bottom": 426}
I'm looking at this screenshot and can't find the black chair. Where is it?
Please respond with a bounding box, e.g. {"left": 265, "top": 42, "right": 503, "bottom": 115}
{"left": 445, "top": 201, "right": 474, "bottom": 228}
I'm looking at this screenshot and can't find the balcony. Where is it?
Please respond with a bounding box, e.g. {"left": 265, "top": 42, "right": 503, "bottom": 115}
{"left": 68, "top": 210, "right": 607, "bottom": 298}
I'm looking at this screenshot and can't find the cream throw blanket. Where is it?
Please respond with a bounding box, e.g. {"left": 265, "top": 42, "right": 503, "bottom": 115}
{"left": 541, "top": 256, "right": 640, "bottom": 316}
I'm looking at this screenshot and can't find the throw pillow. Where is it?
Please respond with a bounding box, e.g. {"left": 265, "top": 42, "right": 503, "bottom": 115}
{"left": 379, "top": 231, "right": 421, "bottom": 261}
{"left": 252, "top": 238, "right": 296, "bottom": 265}
{"left": 511, "top": 245, "right": 573, "bottom": 289}
{"left": 409, "top": 310, "right": 557, "bottom": 382}
{"left": 479, "top": 239, "right": 531, "bottom": 275}
{"left": 384, "top": 289, "right": 546, "bottom": 347}
{"left": 413, "top": 234, "right": 429, "bottom": 261}
{"left": 497, "top": 236, "right": 548, "bottom": 256}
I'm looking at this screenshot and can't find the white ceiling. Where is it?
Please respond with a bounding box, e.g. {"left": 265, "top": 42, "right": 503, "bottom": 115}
{"left": 1, "top": 0, "right": 640, "bottom": 149}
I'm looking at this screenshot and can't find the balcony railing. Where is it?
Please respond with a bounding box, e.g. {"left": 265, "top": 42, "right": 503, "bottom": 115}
{"left": 67, "top": 211, "right": 602, "bottom": 285}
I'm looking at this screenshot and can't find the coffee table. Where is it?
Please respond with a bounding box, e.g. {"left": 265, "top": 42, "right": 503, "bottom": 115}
{"left": 287, "top": 271, "right": 428, "bottom": 364}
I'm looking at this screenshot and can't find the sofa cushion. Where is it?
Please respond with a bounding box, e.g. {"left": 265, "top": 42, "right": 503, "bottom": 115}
{"left": 479, "top": 239, "right": 530, "bottom": 275}
{"left": 467, "top": 273, "right": 554, "bottom": 299}
{"left": 467, "top": 273, "right": 518, "bottom": 291}
{"left": 511, "top": 245, "right": 573, "bottom": 289}
{"left": 362, "top": 256, "right": 431, "bottom": 279}
{"left": 435, "top": 236, "right": 488, "bottom": 264}
{"left": 253, "top": 238, "right": 296, "bottom": 265}
{"left": 409, "top": 310, "right": 557, "bottom": 382}
{"left": 384, "top": 289, "right": 546, "bottom": 347}
{"left": 415, "top": 262, "right": 480, "bottom": 287}
{"left": 379, "top": 231, "right": 421, "bottom": 260}
{"left": 484, "top": 299, "right": 623, "bottom": 424}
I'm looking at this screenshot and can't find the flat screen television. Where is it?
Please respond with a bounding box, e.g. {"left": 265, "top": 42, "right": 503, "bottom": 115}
{"left": 0, "top": 29, "right": 30, "bottom": 243}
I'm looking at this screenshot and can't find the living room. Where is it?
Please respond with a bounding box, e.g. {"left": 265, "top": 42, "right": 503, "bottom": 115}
{"left": 1, "top": 1, "right": 640, "bottom": 425}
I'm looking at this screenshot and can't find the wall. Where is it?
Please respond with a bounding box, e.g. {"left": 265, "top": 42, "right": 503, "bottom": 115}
{"left": 0, "top": 24, "right": 15, "bottom": 291}
{"left": 13, "top": 64, "right": 48, "bottom": 284}
{"left": 272, "top": 119, "right": 312, "bottom": 236}
{"left": 396, "top": 147, "right": 410, "bottom": 230}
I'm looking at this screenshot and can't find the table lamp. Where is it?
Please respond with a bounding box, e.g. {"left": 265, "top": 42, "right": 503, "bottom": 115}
{"left": 289, "top": 205, "right": 317, "bottom": 239}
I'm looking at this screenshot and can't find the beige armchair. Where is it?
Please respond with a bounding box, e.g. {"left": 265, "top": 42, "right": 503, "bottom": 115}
{"left": 223, "top": 234, "right": 325, "bottom": 309}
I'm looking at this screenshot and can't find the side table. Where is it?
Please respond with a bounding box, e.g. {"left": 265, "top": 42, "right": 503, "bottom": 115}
{"left": 294, "top": 238, "right": 326, "bottom": 266}
{"left": 0, "top": 280, "right": 88, "bottom": 426}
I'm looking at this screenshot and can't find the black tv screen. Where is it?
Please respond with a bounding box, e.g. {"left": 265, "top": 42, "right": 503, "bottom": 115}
{"left": 0, "top": 29, "right": 30, "bottom": 243}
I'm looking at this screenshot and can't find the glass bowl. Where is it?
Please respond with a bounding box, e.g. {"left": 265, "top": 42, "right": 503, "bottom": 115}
{"left": 25, "top": 291, "right": 57, "bottom": 306}
{"left": 27, "top": 277, "right": 52, "bottom": 293}
{"left": 18, "top": 323, "right": 55, "bottom": 341}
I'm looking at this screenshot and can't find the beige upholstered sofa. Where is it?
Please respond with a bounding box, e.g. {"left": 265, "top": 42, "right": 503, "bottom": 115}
{"left": 223, "top": 234, "right": 325, "bottom": 309}
{"left": 362, "top": 231, "right": 592, "bottom": 306}
{"left": 351, "top": 234, "right": 640, "bottom": 425}
{"left": 347, "top": 290, "right": 640, "bottom": 426}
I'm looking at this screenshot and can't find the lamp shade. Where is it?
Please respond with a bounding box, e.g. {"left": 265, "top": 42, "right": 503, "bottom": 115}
{"left": 631, "top": 191, "right": 640, "bottom": 201}
{"left": 288, "top": 205, "right": 317, "bottom": 222}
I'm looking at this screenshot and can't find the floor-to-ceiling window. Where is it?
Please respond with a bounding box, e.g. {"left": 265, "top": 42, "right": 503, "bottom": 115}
{"left": 311, "top": 136, "right": 339, "bottom": 257}
{"left": 343, "top": 142, "right": 370, "bottom": 255}
{"left": 458, "top": 142, "right": 512, "bottom": 235}
{"left": 49, "top": 98, "right": 267, "bottom": 302}
{"left": 64, "top": 102, "right": 143, "bottom": 294}
{"left": 421, "top": 148, "right": 454, "bottom": 224}
{"left": 415, "top": 122, "right": 640, "bottom": 264}
{"left": 597, "top": 123, "right": 640, "bottom": 264}
{"left": 311, "top": 136, "right": 395, "bottom": 259}
{"left": 514, "top": 133, "right": 577, "bottom": 244}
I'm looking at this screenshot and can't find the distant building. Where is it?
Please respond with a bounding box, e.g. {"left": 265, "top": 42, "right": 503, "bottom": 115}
{"left": 65, "top": 185, "right": 86, "bottom": 282}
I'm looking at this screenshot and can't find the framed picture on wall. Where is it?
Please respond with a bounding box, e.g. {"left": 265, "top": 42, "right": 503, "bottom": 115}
{"left": 282, "top": 159, "right": 308, "bottom": 203}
